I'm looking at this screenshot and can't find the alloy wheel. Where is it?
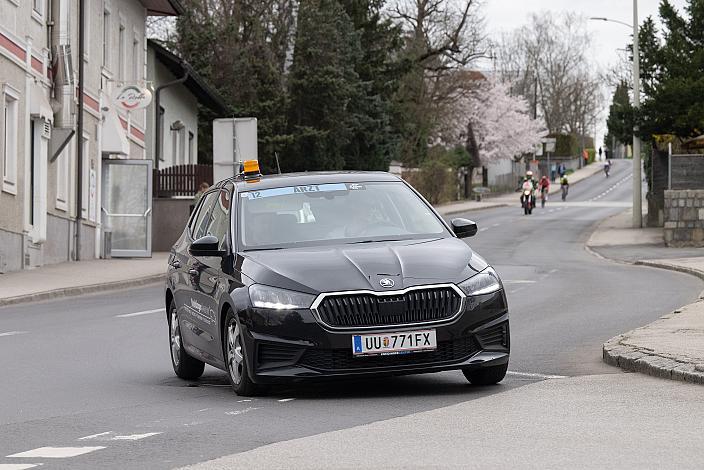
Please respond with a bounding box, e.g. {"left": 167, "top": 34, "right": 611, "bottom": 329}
{"left": 227, "top": 321, "right": 244, "bottom": 385}
{"left": 170, "top": 307, "right": 181, "bottom": 367}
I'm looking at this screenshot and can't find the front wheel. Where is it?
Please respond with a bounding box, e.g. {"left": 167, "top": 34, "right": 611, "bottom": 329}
{"left": 169, "top": 302, "right": 205, "bottom": 380}
{"left": 223, "top": 311, "right": 260, "bottom": 396}
{"left": 463, "top": 363, "right": 508, "bottom": 385}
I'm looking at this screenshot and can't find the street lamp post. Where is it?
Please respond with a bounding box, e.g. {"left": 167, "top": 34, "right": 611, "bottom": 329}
{"left": 590, "top": 1, "right": 642, "bottom": 227}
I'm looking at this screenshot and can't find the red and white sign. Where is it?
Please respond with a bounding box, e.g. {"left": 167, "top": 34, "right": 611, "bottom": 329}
{"left": 112, "top": 85, "right": 152, "bottom": 111}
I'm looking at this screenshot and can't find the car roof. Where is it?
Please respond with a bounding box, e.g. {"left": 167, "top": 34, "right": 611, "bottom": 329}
{"left": 219, "top": 171, "right": 402, "bottom": 192}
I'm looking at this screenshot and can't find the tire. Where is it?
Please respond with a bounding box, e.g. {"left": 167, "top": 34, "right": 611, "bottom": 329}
{"left": 463, "top": 363, "right": 508, "bottom": 386}
{"left": 169, "top": 301, "right": 205, "bottom": 380}
{"left": 223, "top": 310, "right": 260, "bottom": 396}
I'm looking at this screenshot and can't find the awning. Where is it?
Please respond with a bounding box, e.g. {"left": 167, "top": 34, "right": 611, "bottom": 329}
{"left": 101, "top": 105, "right": 129, "bottom": 156}
{"left": 30, "top": 83, "right": 53, "bottom": 123}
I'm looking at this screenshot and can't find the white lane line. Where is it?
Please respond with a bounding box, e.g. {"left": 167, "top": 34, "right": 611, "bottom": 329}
{"left": 115, "top": 308, "right": 165, "bottom": 318}
{"left": 78, "top": 431, "right": 112, "bottom": 440}
{"left": 111, "top": 432, "right": 162, "bottom": 441}
{"left": 491, "top": 223, "right": 501, "bottom": 227}
{"left": 278, "top": 398, "right": 295, "bottom": 403}
{"left": 0, "top": 464, "right": 39, "bottom": 470}
{"left": 507, "top": 371, "right": 567, "bottom": 380}
{"left": 225, "top": 407, "right": 259, "bottom": 416}
{"left": 236, "top": 399, "right": 252, "bottom": 403}
{"left": 7, "top": 446, "right": 105, "bottom": 458}
{"left": 0, "top": 331, "right": 27, "bottom": 338}
{"left": 478, "top": 227, "right": 488, "bottom": 232}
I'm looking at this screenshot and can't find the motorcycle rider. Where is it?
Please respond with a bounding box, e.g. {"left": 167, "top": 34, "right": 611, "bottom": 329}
{"left": 520, "top": 170, "right": 537, "bottom": 209}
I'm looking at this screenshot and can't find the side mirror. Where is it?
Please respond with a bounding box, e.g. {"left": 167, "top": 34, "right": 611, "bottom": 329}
{"left": 451, "top": 218, "right": 478, "bottom": 238}
{"left": 189, "top": 235, "right": 226, "bottom": 257}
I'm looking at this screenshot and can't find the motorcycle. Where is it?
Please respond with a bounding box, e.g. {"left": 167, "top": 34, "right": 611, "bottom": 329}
{"left": 521, "top": 189, "right": 535, "bottom": 215}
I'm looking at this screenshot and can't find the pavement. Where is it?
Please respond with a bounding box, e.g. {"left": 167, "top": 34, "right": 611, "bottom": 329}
{"left": 0, "top": 253, "right": 168, "bottom": 307}
{"left": 586, "top": 208, "right": 704, "bottom": 384}
{"left": 0, "top": 162, "right": 605, "bottom": 307}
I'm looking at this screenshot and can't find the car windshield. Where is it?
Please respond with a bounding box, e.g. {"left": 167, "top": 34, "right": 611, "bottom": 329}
{"left": 238, "top": 181, "right": 448, "bottom": 250}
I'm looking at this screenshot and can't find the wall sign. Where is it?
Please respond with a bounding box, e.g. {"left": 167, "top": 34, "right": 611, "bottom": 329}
{"left": 112, "top": 85, "right": 153, "bottom": 111}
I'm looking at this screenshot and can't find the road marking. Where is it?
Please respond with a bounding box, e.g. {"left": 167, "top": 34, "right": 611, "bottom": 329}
{"left": 491, "top": 223, "right": 500, "bottom": 227}
{"left": 0, "top": 331, "right": 27, "bottom": 337}
{"left": 478, "top": 227, "right": 488, "bottom": 232}
{"left": 111, "top": 432, "right": 161, "bottom": 441}
{"left": 503, "top": 280, "right": 536, "bottom": 284}
{"left": 278, "top": 398, "right": 295, "bottom": 403}
{"left": 507, "top": 371, "right": 567, "bottom": 380}
{"left": 78, "top": 431, "right": 161, "bottom": 441}
{"left": 236, "top": 399, "right": 253, "bottom": 403}
{"left": 116, "top": 308, "right": 165, "bottom": 318}
{"left": 0, "top": 465, "right": 39, "bottom": 470}
{"left": 7, "top": 447, "right": 105, "bottom": 458}
{"left": 78, "top": 431, "right": 112, "bottom": 440}
{"left": 225, "top": 407, "right": 259, "bottom": 416}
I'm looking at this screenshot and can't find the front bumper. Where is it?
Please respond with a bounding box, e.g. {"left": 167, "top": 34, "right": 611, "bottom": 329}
{"left": 240, "top": 289, "right": 509, "bottom": 384}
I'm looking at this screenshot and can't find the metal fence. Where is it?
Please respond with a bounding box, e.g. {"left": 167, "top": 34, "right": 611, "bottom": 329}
{"left": 153, "top": 164, "right": 213, "bottom": 198}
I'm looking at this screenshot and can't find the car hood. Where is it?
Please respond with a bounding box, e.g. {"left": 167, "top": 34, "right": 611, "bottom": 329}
{"left": 239, "top": 237, "right": 484, "bottom": 294}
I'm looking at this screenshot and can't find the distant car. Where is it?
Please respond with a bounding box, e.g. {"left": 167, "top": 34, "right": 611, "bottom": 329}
{"left": 165, "top": 162, "right": 510, "bottom": 395}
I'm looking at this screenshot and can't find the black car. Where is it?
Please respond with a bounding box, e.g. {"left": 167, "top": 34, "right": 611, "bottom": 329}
{"left": 165, "top": 166, "right": 509, "bottom": 395}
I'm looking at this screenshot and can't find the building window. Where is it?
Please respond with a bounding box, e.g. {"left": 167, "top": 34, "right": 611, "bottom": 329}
{"left": 2, "top": 87, "right": 19, "bottom": 195}
{"left": 56, "top": 146, "right": 70, "bottom": 211}
{"left": 102, "top": 9, "right": 110, "bottom": 69}
{"left": 81, "top": 136, "right": 89, "bottom": 219}
{"left": 118, "top": 24, "right": 125, "bottom": 81}
{"left": 158, "top": 106, "right": 165, "bottom": 161}
{"left": 132, "top": 37, "right": 140, "bottom": 80}
{"left": 188, "top": 131, "right": 194, "bottom": 164}
{"left": 32, "top": 0, "right": 43, "bottom": 19}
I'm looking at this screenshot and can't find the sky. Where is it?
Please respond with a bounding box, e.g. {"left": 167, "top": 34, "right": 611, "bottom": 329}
{"left": 481, "top": 0, "right": 689, "bottom": 145}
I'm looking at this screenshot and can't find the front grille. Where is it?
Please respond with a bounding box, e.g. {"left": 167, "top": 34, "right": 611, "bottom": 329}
{"left": 314, "top": 286, "right": 462, "bottom": 328}
{"left": 257, "top": 343, "right": 304, "bottom": 370}
{"left": 298, "top": 336, "right": 479, "bottom": 371}
{"left": 476, "top": 321, "right": 509, "bottom": 349}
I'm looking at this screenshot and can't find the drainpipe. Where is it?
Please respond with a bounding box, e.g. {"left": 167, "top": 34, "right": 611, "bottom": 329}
{"left": 74, "top": 0, "right": 84, "bottom": 260}
{"left": 154, "top": 70, "right": 189, "bottom": 171}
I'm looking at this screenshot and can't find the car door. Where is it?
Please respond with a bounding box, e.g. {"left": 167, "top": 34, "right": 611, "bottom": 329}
{"left": 179, "top": 190, "right": 219, "bottom": 357}
{"left": 192, "top": 186, "right": 234, "bottom": 361}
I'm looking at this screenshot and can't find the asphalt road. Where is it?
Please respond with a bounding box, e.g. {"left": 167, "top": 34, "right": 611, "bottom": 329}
{"left": 0, "top": 160, "right": 701, "bottom": 469}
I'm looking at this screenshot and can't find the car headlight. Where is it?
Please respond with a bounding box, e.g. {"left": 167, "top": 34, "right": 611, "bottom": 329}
{"left": 458, "top": 267, "right": 501, "bottom": 296}
{"left": 248, "top": 284, "right": 315, "bottom": 310}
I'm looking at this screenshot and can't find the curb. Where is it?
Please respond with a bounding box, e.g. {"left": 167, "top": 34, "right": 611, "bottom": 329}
{"left": 0, "top": 273, "right": 166, "bottom": 308}
{"left": 437, "top": 203, "right": 509, "bottom": 216}
{"left": 600, "top": 259, "right": 704, "bottom": 385}
{"left": 603, "top": 313, "right": 704, "bottom": 385}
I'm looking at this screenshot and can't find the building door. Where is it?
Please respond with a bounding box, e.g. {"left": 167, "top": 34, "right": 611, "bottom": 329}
{"left": 101, "top": 159, "right": 152, "bottom": 257}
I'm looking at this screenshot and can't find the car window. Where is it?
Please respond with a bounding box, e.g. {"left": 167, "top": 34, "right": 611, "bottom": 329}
{"left": 191, "top": 191, "right": 218, "bottom": 240}
{"left": 204, "top": 189, "right": 232, "bottom": 250}
{"left": 238, "top": 181, "right": 448, "bottom": 250}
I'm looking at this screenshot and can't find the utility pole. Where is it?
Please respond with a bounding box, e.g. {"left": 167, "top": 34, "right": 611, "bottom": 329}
{"left": 75, "top": 0, "right": 85, "bottom": 260}
{"left": 632, "top": 0, "right": 642, "bottom": 228}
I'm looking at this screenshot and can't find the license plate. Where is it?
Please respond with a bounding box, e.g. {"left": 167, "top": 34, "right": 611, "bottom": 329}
{"left": 352, "top": 330, "right": 436, "bottom": 356}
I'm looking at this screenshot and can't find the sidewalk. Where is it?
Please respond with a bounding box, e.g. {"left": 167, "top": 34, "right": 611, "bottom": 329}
{"left": 0, "top": 253, "right": 168, "bottom": 307}
{"left": 437, "top": 161, "right": 603, "bottom": 216}
{"left": 587, "top": 209, "right": 704, "bottom": 384}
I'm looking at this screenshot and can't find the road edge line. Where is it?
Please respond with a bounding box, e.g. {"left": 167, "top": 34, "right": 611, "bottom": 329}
{"left": 0, "top": 274, "right": 166, "bottom": 308}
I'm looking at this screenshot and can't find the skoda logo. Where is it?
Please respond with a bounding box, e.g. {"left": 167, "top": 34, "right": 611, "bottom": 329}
{"left": 379, "top": 278, "right": 395, "bottom": 289}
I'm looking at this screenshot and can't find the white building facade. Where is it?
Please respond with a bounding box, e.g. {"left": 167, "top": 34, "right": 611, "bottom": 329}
{"left": 0, "top": 0, "right": 181, "bottom": 272}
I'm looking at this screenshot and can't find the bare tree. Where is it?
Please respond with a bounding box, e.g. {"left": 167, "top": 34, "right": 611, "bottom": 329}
{"left": 496, "top": 12, "right": 603, "bottom": 140}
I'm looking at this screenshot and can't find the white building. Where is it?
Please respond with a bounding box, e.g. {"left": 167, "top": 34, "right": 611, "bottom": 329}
{"left": 146, "top": 39, "right": 227, "bottom": 170}
{"left": 0, "top": 0, "right": 182, "bottom": 272}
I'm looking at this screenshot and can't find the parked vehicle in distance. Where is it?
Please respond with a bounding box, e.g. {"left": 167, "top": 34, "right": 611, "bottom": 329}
{"left": 165, "top": 162, "right": 510, "bottom": 395}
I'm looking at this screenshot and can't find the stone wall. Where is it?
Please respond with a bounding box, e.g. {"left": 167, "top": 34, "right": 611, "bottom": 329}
{"left": 664, "top": 190, "right": 704, "bottom": 246}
